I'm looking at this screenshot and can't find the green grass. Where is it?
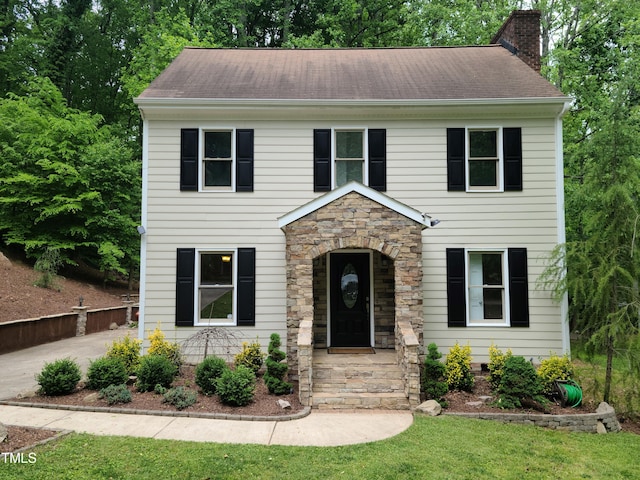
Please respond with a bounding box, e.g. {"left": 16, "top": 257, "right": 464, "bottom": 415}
{"left": 3, "top": 415, "right": 640, "bottom": 479}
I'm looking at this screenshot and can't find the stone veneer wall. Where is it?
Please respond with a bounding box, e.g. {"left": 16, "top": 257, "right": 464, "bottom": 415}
{"left": 283, "top": 191, "right": 425, "bottom": 376}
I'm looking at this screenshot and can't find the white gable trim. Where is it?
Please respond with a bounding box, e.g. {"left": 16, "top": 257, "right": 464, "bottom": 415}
{"left": 277, "top": 182, "right": 430, "bottom": 229}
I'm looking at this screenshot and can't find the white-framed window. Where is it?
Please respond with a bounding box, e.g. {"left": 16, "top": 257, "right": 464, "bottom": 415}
{"left": 202, "top": 129, "right": 234, "bottom": 190}
{"left": 334, "top": 129, "right": 366, "bottom": 187}
{"left": 466, "top": 249, "right": 510, "bottom": 326}
{"left": 467, "top": 128, "right": 502, "bottom": 191}
{"left": 196, "top": 249, "right": 236, "bottom": 325}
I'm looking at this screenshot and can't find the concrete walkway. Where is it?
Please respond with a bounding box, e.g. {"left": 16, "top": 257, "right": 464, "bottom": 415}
{"left": 0, "top": 329, "right": 413, "bottom": 446}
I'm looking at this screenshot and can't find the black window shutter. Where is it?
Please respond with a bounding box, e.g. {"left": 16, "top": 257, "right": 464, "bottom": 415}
{"left": 447, "top": 128, "right": 465, "bottom": 191}
{"left": 314, "top": 129, "right": 331, "bottom": 192}
{"left": 180, "top": 129, "right": 198, "bottom": 191}
{"left": 237, "top": 248, "right": 256, "bottom": 326}
{"left": 504, "top": 128, "right": 523, "bottom": 191}
{"left": 446, "top": 248, "right": 466, "bottom": 327}
{"left": 175, "top": 248, "right": 195, "bottom": 326}
{"left": 368, "top": 129, "right": 386, "bottom": 191}
{"left": 236, "top": 129, "right": 254, "bottom": 192}
{"left": 508, "top": 248, "right": 529, "bottom": 327}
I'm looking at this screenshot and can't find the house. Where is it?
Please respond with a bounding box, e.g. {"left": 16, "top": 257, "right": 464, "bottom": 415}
{"left": 135, "top": 10, "right": 570, "bottom": 409}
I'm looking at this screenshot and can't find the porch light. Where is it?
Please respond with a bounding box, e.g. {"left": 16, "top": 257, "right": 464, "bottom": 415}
{"left": 221, "top": 255, "right": 231, "bottom": 263}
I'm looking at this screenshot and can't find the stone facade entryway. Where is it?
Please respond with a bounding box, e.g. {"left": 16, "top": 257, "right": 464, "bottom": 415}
{"left": 278, "top": 182, "right": 429, "bottom": 409}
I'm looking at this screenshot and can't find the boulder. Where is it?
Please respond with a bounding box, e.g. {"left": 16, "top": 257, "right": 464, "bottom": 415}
{"left": 277, "top": 399, "right": 291, "bottom": 409}
{"left": 0, "top": 252, "right": 11, "bottom": 269}
{"left": 109, "top": 322, "right": 119, "bottom": 330}
{"left": 416, "top": 399, "right": 442, "bottom": 416}
{"left": 0, "top": 422, "right": 7, "bottom": 443}
{"left": 83, "top": 392, "right": 100, "bottom": 403}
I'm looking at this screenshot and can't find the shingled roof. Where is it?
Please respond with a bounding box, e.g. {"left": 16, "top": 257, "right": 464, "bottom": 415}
{"left": 137, "top": 46, "right": 566, "bottom": 102}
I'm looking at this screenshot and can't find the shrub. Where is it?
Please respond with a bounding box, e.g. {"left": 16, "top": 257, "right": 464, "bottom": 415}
{"left": 36, "top": 358, "right": 81, "bottom": 396}
{"left": 264, "top": 333, "right": 293, "bottom": 395}
{"left": 537, "top": 354, "right": 574, "bottom": 394}
{"left": 487, "top": 343, "right": 513, "bottom": 391}
{"left": 33, "top": 247, "right": 62, "bottom": 289}
{"left": 154, "top": 384, "right": 167, "bottom": 395}
{"left": 106, "top": 334, "right": 141, "bottom": 375}
{"left": 99, "top": 384, "right": 132, "bottom": 405}
{"left": 135, "top": 355, "right": 177, "bottom": 392}
{"left": 422, "top": 343, "right": 448, "bottom": 402}
{"left": 216, "top": 365, "right": 256, "bottom": 406}
{"left": 162, "top": 386, "right": 197, "bottom": 410}
{"left": 147, "top": 327, "right": 182, "bottom": 368}
{"left": 445, "top": 342, "right": 474, "bottom": 392}
{"left": 234, "top": 339, "right": 265, "bottom": 374}
{"left": 495, "top": 356, "right": 546, "bottom": 409}
{"left": 86, "top": 356, "right": 129, "bottom": 390}
{"left": 195, "top": 355, "right": 230, "bottom": 395}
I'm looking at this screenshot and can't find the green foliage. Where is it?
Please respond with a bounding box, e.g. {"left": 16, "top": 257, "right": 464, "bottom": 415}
{"left": 162, "top": 386, "right": 197, "bottom": 410}
{"left": 0, "top": 78, "right": 140, "bottom": 279}
{"left": 147, "top": 327, "right": 182, "bottom": 368}
{"left": 537, "top": 354, "right": 574, "bottom": 394}
{"left": 216, "top": 365, "right": 256, "bottom": 406}
{"left": 98, "top": 384, "right": 132, "bottom": 405}
{"left": 263, "top": 333, "right": 292, "bottom": 395}
{"left": 445, "top": 342, "right": 474, "bottom": 392}
{"left": 106, "top": 334, "right": 141, "bottom": 375}
{"left": 495, "top": 356, "right": 546, "bottom": 410}
{"left": 86, "top": 356, "right": 129, "bottom": 391}
{"left": 33, "top": 247, "right": 63, "bottom": 289}
{"left": 36, "top": 358, "right": 82, "bottom": 396}
{"left": 487, "top": 343, "right": 513, "bottom": 391}
{"left": 234, "top": 340, "right": 265, "bottom": 374}
{"left": 422, "top": 343, "right": 448, "bottom": 402}
{"left": 154, "top": 384, "right": 167, "bottom": 395}
{"left": 135, "top": 355, "right": 177, "bottom": 392}
{"left": 195, "top": 355, "right": 230, "bottom": 395}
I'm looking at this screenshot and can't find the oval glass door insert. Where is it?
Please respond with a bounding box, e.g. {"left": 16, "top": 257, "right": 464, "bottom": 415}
{"left": 341, "top": 263, "right": 359, "bottom": 309}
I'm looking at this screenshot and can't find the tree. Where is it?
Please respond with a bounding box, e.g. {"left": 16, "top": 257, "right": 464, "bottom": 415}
{"left": 540, "top": 2, "right": 640, "bottom": 402}
{"left": 0, "top": 78, "right": 141, "bottom": 281}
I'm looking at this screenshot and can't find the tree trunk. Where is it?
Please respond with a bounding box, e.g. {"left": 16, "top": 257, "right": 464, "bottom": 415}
{"left": 603, "top": 335, "right": 614, "bottom": 402}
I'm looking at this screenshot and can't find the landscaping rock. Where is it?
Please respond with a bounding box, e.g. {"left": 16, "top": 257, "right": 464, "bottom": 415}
{"left": 416, "top": 399, "right": 442, "bottom": 416}
{"left": 596, "top": 421, "right": 607, "bottom": 434}
{"left": 0, "top": 252, "right": 11, "bottom": 269}
{"left": 0, "top": 422, "right": 7, "bottom": 443}
{"left": 16, "top": 389, "right": 38, "bottom": 399}
{"left": 478, "top": 395, "right": 493, "bottom": 403}
{"left": 277, "top": 399, "right": 291, "bottom": 409}
{"left": 83, "top": 392, "right": 100, "bottom": 403}
{"left": 109, "top": 322, "right": 119, "bottom": 330}
{"left": 465, "top": 401, "right": 484, "bottom": 407}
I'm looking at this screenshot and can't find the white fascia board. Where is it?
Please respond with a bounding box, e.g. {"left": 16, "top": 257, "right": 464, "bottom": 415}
{"left": 277, "top": 182, "right": 430, "bottom": 229}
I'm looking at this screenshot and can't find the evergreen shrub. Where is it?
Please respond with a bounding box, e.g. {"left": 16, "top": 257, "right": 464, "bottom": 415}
{"left": 86, "top": 356, "right": 128, "bottom": 390}
{"left": 99, "top": 384, "right": 132, "bottom": 405}
{"left": 195, "top": 355, "right": 229, "bottom": 395}
{"left": 216, "top": 365, "right": 256, "bottom": 406}
{"left": 422, "top": 343, "right": 448, "bottom": 402}
{"left": 135, "top": 355, "right": 177, "bottom": 392}
{"left": 264, "top": 333, "right": 293, "bottom": 395}
{"left": 106, "top": 334, "right": 141, "bottom": 375}
{"left": 234, "top": 340, "right": 265, "bottom": 374}
{"left": 445, "top": 342, "right": 474, "bottom": 392}
{"left": 36, "top": 358, "right": 81, "bottom": 396}
{"left": 495, "top": 356, "right": 546, "bottom": 409}
{"left": 162, "top": 386, "right": 197, "bottom": 410}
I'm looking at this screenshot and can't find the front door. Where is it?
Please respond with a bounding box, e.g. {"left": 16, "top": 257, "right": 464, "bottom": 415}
{"left": 330, "top": 252, "right": 371, "bottom": 347}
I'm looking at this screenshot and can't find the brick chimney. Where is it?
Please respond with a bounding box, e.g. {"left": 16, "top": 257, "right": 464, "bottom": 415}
{"left": 491, "top": 10, "right": 541, "bottom": 73}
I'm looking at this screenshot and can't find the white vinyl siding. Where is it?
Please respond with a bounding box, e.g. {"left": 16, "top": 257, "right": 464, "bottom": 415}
{"left": 141, "top": 112, "right": 564, "bottom": 362}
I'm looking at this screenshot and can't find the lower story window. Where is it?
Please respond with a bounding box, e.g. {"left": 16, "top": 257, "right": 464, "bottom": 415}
{"left": 468, "top": 251, "right": 506, "bottom": 325}
{"left": 198, "top": 252, "right": 234, "bottom": 324}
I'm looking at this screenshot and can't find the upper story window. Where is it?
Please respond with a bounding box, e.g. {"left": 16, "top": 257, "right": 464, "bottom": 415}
{"left": 335, "top": 130, "right": 364, "bottom": 186}
{"left": 203, "top": 131, "right": 233, "bottom": 189}
{"left": 447, "top": 127, "right": 522, "bottom": 192}
{"left": 180, "top": 128, "right": 254, "bottom": 192}
{"left": 468, "top": 129, "right": 499, "bottom": 190}
{"left": 314, "top": 128, "right": 386, "bottom": 192}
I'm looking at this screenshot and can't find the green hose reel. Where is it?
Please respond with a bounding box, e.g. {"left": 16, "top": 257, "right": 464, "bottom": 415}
{"left": 554, "top": 380, "right": 583, "bottom": 408}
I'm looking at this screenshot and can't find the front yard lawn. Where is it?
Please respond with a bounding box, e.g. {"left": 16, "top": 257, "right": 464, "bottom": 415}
{"left": 3, "top": 415, "right": 638, "bottom": 479}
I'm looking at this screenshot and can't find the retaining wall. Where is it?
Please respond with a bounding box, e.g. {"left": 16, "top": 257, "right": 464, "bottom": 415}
{"left": 445, "top": 402, "right": 621, "bottom": 433}
{"left": 0, "top": 304, "right": 138, "bottom": 354}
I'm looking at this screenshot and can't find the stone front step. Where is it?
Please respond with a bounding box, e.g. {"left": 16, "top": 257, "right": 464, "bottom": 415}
{"left": 311, "top": 349, "right": 410, "bottom": 410}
